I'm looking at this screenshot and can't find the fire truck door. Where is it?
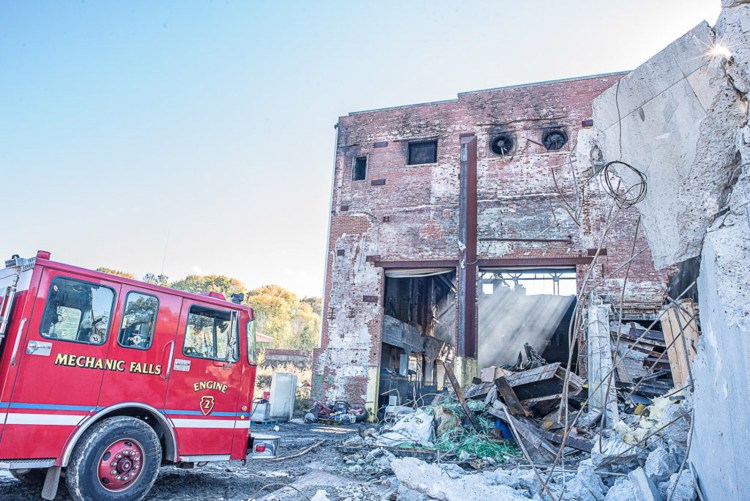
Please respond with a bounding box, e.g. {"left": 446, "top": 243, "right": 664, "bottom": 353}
{"left": 98, "top": 286, "right": 181, "bottom": 410}
{"left": 0, "top": 270, "right": 121, "bottom": 459}
{"left": 163, "top": 302, "right": 243, "bottom": 457}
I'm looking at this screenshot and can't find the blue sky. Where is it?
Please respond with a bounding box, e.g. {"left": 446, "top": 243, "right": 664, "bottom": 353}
{"left": 0, "top": 1, "right": 720, "bottom": 297}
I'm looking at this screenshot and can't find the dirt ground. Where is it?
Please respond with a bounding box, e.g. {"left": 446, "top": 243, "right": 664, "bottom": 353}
{"left": 0, "top": 422, "right": 389, "bottom": 501}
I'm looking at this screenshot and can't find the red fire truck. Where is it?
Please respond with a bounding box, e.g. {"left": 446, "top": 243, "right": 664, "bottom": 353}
{"left": 0, "top": 251, "right": 278, "bottom": 500}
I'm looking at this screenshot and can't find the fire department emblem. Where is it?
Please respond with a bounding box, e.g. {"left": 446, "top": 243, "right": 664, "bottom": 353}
{"left": 200, "top": 395, "right": 215, "bottom": 416}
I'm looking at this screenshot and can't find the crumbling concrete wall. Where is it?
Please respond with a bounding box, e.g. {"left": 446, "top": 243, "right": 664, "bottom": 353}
{"left": 315, "top": 75, "right": 670, "bottom": 407}
{"left": 590, "top": 3, "right": 750, "bottom": 499}
{"left": 591, "top": 22, "right": 746, "bottom": 269}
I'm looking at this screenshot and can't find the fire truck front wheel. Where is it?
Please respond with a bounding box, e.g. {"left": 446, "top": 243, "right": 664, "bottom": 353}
{"left": 66, "top": 416, "right": 162, "bottom": 501}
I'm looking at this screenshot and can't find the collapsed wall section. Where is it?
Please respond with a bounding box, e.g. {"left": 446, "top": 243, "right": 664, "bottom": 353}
{"left": 590, "top": 5, "right": 750, "bottom": 499}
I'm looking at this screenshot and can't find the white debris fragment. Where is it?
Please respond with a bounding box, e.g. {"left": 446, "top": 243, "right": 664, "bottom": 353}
{"left": 375, "top": 409, "right": 434, "bottom": 447}
{"left": 310, "top": 489, "right": 330, "bottom": 501}
{"left": 391, "top": 457, "right": 531, "bottom": 500}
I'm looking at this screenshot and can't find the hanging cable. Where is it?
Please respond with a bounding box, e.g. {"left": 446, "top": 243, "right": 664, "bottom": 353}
{"left": 598, "top": 78, "right": 648, "bottom": 208}
{"left": 602, "top": 160, "right": 648, "bottom": 208}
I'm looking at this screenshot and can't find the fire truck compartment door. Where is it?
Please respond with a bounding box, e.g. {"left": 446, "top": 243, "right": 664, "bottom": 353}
{"left": 97, "top": 285, "right": 182, "bottom": 411}
{"left": 164, "top": 302, "right": 244, "bottom": 457}
{"left": 0, "top": 269, "right": 121, "bottom": 460}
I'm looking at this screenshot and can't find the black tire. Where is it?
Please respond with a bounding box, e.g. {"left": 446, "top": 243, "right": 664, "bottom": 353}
{"left": 65, "top": 416, "right": 162, "bottom": 501}
{"left": 10, "top": 468, "right": 46, "bottom": 485}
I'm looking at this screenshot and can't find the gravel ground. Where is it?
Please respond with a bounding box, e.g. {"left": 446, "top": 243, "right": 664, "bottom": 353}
{"left": 0, "top": 422, "right": 380, "bottom": 501}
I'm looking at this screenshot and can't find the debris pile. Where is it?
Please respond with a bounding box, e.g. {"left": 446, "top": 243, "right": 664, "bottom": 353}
{"left": 382, "top": 391, "right": 695, "bottom": 500}
{"left": 330, "top": 334, "right": 698, "bottom": 501}
{"left": 610, "top": 321, "right": 675, "bottom": 398}
{"left": 304, "top": 400, "right": 367, "bottom": 424}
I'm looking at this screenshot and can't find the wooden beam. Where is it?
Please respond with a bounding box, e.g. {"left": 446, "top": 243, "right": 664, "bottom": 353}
{"left": 441, "top": 361, "right": 481, "bottom": 431}
{"left": 538, "top": 429, "right": 593, "bottom": 453}
{"left": 505, "top": 363, "right": 560, "bottom": 387}
{"left": 495, "top": 376, "right": 532, "bottom": 417}
{"left": 661, "top": 299, "right": 700, "bottom": 388}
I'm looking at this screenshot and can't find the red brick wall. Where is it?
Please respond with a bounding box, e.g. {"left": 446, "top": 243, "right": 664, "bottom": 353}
{"left": 313, "top": 74, "right": 670, "bottom": 405}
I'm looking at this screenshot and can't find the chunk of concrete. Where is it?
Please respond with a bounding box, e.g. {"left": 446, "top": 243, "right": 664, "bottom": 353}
{"left": 628, "top": 467, "right": 663, "bottom": 501}
{"left": 591, "top": 22, "right": 746, "bottom": 268}
{"left": 484, "top": 468, "right": 541, "bottom": 498}
{"left": 644, "top": 448, "right": 679, "bottom": 483}
{"left": 716, "top": 4, "right": 750, "bottom": 101}
{"left": 554, "top": 460, "right": 607, "bottom": 501}
{"left": 604, "top": 477, "right": 636, "bottom": 501}
{"left": 665, "top": 470, "right": 697, "bottom": 501}
{"left": 391, "top": 457, "right": 530, "bottom": 501}
{"left": 722, "top": 0, "right": 750, "bottom": 9}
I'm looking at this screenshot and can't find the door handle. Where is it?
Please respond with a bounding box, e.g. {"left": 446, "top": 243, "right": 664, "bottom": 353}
{"left": 10, "top": 318, "right": 27, "bottom": 366}
{"left": 162, "top": 341, "right": 175, "bottom": 380}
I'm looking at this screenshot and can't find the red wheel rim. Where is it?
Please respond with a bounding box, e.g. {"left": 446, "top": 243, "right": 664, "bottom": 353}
{"left": 97, "top": 438, "right": 144, "bottom": 492}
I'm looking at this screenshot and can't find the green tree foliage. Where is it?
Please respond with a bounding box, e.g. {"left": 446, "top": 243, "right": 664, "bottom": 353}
{"left": 143, "top": 273, "right": 169, "bottom": 287}
{"left": 169, "top": 275, "right": 245, "bottom": 298}
{"left": 92, "top": 268, "right": 322, "bottom": 351}
{"left": 301, "top": 296, "right": 322, "bottom": 315}
{"left": 246, "top": 285, "right": 320, "bottom": 350}
{"left": 96, "top": 267, "right": 136, "bottom": 280}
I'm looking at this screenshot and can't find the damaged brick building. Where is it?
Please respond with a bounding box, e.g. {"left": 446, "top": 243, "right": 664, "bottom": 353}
{"left": 312, "top": 73, "right": 670, "bottom": 417}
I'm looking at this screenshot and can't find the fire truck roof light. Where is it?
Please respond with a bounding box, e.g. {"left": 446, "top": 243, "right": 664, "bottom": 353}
{"left": 200, "top": 291, "right": 227, "bottom": 300}
{"left": 36, "top": 250, "right": 51, "bottom": 260}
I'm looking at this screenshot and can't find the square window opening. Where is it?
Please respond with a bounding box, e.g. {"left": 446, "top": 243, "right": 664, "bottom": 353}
{"left": 40, "top": 277, "right": 115, "bottom": 345}
{"left": 118, "top": 292, "right": 159, "bottom": 350}
{"left": 353, "top": 156, "right": 367, "bottom": 181}
{"left": 408, "top": 140, "right": 437, "bottom": 165}
{"left": 183, "top": 305, "right": 239, "bottom": 362}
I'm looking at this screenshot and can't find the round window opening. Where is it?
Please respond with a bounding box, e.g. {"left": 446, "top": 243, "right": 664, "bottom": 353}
{"left": 490, "top": 133, "right": 514, "bottom": 155}
{"left": 542, "top": 129, "right": 568, "bottom": 151}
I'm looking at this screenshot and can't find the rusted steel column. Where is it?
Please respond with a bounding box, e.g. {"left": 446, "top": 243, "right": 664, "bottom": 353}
{"left": 457, "top": 134, "right": 478, "bottom": 359}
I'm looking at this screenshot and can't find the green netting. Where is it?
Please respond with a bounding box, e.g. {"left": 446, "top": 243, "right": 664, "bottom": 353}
{"left": 425, "top": 399, "right": 520, "bottom": 461}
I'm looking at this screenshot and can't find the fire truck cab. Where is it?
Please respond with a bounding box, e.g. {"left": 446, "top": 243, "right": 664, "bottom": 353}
{"left": 0, "top": 251, "right": 278, "bottom": 500}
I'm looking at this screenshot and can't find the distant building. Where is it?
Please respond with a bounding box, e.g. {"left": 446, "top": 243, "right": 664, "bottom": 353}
{"left": 313, "top": 73, "right": 668, "bottom": 415}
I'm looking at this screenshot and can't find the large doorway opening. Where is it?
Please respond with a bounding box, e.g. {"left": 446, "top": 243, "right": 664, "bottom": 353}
{"left": 477, "top": 268, "right": 577, "bottom": 369}
{"left": 379, "top": 269, "right": 456, "bottom": 410}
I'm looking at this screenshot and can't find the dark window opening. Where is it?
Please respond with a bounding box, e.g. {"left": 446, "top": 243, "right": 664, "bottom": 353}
{"left": 353, "top": 156, "right": 367, "bottom": 181}
{"left": 379, "top": 271, "right": 457, "bottom": 414}
{"left": 408, "top": 140, "right": 437, "bottom": 165}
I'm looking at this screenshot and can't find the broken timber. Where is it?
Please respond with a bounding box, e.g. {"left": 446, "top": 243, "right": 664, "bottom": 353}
{"left": 495, "top": 376, "right": 532, "bottom": 417}
{"left": 487, "top": 401, "right": 557, "bottom": 462}
{"left": 441, "top": 361, "right": 481, "bottom": 431}
{"left": 463, "top": 362, "right": 584, "bottom": 403}
{"left": 661, "top": 299, "right": 700, "bottom": 389}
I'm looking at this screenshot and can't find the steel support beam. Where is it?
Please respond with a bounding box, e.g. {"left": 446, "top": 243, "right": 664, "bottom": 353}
{"left": 457, "top": 134, "right": 478, "bottom": 359}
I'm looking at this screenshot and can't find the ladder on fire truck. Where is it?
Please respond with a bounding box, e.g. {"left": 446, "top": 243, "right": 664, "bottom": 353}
{"left": 0, "top": 255, "right": 32, "bottom": 345}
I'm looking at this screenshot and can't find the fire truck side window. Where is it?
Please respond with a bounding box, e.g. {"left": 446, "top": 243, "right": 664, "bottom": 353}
{"left": 118, "top": 292, "right": 159, "bottom": 349}
{"left": 247, "top": 319, "right": 257, "bottom": 364}
{"left": 40, "top": 277, "right": 115, "bottom": 345}
{"left": 183, "top": 305, "right": 239, "bottom": 361}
